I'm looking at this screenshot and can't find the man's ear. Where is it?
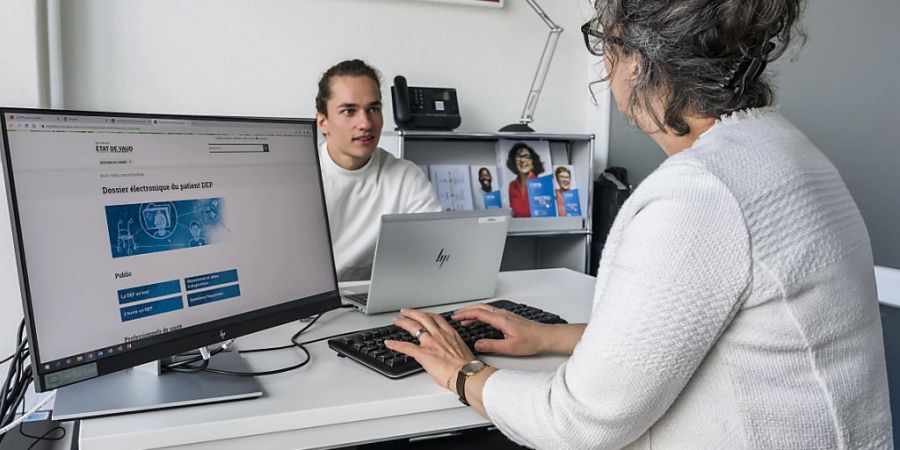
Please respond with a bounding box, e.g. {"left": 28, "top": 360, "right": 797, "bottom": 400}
{"left": 316, "top": 112, "right": 328, "bottom": 136}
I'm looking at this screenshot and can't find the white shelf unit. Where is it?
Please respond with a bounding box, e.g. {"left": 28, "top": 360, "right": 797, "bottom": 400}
{"left": 392, "top": 131, "right": 595, "bottom": 273}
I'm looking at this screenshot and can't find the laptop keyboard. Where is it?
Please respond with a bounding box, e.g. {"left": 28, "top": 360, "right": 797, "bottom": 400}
{"left": 327, "top": 299, "right": 566, "bottom": 379}
{"left": 344, "top": 292, "right": 369, "bottom": 306}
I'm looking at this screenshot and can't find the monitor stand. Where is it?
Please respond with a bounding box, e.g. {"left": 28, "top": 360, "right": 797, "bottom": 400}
{"left": 52, "top": 349, "right": 262, "bottom": 420}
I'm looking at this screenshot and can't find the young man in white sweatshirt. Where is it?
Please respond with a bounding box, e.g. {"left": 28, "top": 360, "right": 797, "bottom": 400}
{"left": 315, "top": 59, "right": 441, "bottom": 281}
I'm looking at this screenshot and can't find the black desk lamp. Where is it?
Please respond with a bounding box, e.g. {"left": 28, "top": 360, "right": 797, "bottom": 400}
{"left": 499, "top": 0, "right": 563, "bottom": 133}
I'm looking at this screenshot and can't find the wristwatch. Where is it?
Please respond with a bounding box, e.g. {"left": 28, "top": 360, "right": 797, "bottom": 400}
{"left": 455, "top": 360, "right": 488, "bottom": 406}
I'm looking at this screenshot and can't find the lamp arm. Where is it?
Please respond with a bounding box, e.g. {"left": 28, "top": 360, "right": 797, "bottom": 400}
{"left": 516, "top": 0, "right": 563, "bottom": 127}
{"left": 525, "top": 0, "right": 561, "bottom": 30}
{"left": 518, "top": 28, "right": 562, "bottom": 126}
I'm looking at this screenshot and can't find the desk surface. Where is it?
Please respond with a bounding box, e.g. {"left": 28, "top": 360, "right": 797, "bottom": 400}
{"left": 77, "top": 268, "right": 596, "bottom": 449}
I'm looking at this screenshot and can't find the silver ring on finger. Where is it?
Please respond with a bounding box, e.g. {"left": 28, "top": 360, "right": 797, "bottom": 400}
{"left": 414, "top": 327, "right": 428, "bottom": 340}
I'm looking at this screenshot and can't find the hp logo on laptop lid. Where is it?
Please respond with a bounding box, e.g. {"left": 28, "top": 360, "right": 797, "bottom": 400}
{"left": 435, "top": 248, "right": 450, "bottom": 268}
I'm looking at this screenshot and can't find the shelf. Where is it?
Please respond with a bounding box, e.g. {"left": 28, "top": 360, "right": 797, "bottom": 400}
{"left": 508, "top": 229, "right": 590, "bottom": 237}
{"left": 394, "top": 130, "right": 594, "bottom": 142}
{"left": 508, "top": 216, "right": 587, "bottom": 234}
{"left": 394, "top": 131, "right": 596, "bottom": 273}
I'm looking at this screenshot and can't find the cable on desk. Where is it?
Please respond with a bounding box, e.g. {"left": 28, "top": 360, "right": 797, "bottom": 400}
{"left": 16, "top": 394, "right": 65, "bottom": 450}
{"left": 238, "top": 304, "right": 356, "bottom": 355}
{"left": 22, "top": 423, "right": 66, "bottom": 450}
{"left": 294, "top": 330, "right": 355, "bottom": 347}
{"left": 1, "top": 322, "right": 27, "bottom": 420}
{"left": 198, "top": 313, "right": 326, "bottom": 376}
{"left": 0, "top": 319, "right": 42, "bottom": 443}
{"left": 164, "top": 358, "right": 211, "bottom": 374}
{"left": 194, "top": 305, "right": 355, "bottom": 377}
{"left": 237, "top": 313, "right": 323, "bottom": 355}
{"left": 202, "top": 345, "right": 312, "bottom": 377}
{"left": 0, "top": 391, "right": 54, "bottom": 438}
{"left": 162, "top": 341, "right": 231, "bottom": 373}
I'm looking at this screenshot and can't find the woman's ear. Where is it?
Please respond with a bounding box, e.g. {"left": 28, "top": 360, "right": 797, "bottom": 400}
{"left": 624, "top": 53, "right": 640, "bottom": 81}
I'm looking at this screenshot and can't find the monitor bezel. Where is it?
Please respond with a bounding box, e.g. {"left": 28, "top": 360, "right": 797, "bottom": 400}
{"left": 0, "top": 107, "right": 341, "bottom": 392}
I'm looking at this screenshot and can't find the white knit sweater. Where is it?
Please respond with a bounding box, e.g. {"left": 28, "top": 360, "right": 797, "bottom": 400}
{"left": 483, "top": 109, "right": 892, "bottom": 449}
{"left": 318, "top": 144, "right": 441, "bottom": 281}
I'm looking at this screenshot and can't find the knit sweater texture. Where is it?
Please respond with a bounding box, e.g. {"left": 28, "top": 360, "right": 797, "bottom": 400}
{"left": 483, "top": 109, "right": 892, "bottom": 449}
{"left": 318, "top": 144, "right": 441, "bottom": 281}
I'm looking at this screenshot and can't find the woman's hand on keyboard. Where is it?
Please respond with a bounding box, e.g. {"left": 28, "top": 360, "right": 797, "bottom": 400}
{"left": 451, "top": 304, "right": 550, "bottom": 356}
{"left": 385, "top": 308, "right": 478, "bottom": 392}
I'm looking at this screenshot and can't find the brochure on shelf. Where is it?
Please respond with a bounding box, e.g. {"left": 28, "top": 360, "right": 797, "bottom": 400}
{"left": 429, "top": 164, "right": 474, "bottom": 211}
{"left": 552, "top": 165, "right": 582, "bottom": 217}
{"left": 469, "top": 165, "right": 502, "bottom": 209}
{"left": 496, "top": 139, "right": 553, "bottom": 218}
{"left": 526, "top": 174, "right": 557, "bottom": 217}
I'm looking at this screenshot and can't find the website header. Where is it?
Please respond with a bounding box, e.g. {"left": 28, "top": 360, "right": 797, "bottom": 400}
{"left": 4, "top": 113, "right": 313, "bottom": 137}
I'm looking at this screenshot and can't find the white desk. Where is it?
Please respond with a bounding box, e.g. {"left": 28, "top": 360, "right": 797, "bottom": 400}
{"left": 76, "top": 268, "right": 596, "bottom": 449}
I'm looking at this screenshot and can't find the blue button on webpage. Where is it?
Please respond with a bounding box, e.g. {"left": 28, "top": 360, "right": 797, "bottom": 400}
{"left": 118, "top": 279, "right": 182, "bottom": 305}
{"left": 120, "top": 295, "right": 184, "bottom": 322}
{"left": 187, "top": 284, "right": 241, "bottom": 307}
{"left": 184, "top": 269, "right": 239, "bottom": 291}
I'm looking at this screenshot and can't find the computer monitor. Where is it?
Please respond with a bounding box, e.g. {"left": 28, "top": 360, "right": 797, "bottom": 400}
{"left": 0, "top": 108, "right": 341, "bottom": 418}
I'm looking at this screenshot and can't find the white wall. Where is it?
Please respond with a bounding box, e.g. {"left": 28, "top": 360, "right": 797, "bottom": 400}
{"left": 56, "top": 0, "right": 610, "bottom": 195}
{"left": 0, "top": 0, "right": 611, "bottom": 370}
{"left": 58, "top": 0, "right": 607, "bottom": 135}
{"left": 0, "top": 0, "right": 42, "bottom": 372}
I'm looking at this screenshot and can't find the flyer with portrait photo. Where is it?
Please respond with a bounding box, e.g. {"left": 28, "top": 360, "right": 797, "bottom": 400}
{"left": 552, "top": 165, "right": 582, "bottom": 217}
{"left": 496, "top": 140, "right": 553, "bottom": 218}
{"left": 469, "top": 165, "right": 502, "bottom": 209}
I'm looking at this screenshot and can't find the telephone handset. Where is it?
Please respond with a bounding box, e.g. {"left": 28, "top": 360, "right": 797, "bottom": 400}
{"left": 391, "top": 75, "right": 461, "bottom": 131}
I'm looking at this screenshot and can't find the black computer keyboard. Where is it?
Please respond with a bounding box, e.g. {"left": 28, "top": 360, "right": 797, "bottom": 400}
{"left": 343, "top": 292, "right": 369, "bottom": 306}
{"left": 327, "top": 299, "right": 567, "bottom": 379}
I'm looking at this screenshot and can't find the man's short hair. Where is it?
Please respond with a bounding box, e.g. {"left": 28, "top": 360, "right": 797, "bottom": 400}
{"left": 315, "top": 59, "right": 382, "bottom": 116}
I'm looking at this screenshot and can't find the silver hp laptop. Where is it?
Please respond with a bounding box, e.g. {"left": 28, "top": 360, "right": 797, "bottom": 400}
{"left": 342, "top": 209, "right": 510, "bottom": 315}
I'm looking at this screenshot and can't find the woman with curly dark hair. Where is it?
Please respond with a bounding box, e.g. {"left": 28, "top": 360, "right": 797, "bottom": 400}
{"left": 505, "top": 142, "right": 546, "bottom": 218}
{"left": 386, "top": 1, "right": 891, "bottom": 448}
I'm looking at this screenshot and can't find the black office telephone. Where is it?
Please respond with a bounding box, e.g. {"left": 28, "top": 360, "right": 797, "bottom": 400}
{"left": 391, "top": 75, "right": 461, "bottom": 131}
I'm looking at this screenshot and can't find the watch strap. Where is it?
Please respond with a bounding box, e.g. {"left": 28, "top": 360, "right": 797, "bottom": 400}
{"left": 456, "top": 360, "right": 486, "bottom": 406}
{"left": 456, "top": 367, "right": 470, "bottom": 406}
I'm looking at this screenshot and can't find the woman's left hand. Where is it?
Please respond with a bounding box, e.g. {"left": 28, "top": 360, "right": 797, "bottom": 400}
{"left": 384, "top": 308, "right": 474, "bottom": 391}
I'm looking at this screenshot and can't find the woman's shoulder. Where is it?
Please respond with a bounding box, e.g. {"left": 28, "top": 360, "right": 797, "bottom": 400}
{"left": 637, "top": 162, "right": 737, "bottom": 206}
{"left": 663, "top": 110, "right": 837, "bottom": 209}
{"left": 678, "top": 109, "right": 821, "bottom": 170}
{"left": 620, "top": 163, "right": 744, "bottom": 236}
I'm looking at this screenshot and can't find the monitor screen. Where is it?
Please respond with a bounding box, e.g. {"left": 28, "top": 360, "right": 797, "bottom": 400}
{"left": 1, "top": 109, "right": 340, "bottom": 391}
